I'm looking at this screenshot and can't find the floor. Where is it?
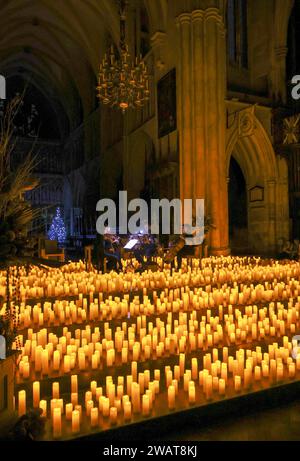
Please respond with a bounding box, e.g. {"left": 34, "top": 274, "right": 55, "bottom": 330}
{"left": 156, "top": 400, "right": 300, "bottom": 441}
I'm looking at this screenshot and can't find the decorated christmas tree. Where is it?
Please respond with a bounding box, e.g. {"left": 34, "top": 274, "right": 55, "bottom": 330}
{"left": 48, "top": 207, "right": 66, "bottom": 244}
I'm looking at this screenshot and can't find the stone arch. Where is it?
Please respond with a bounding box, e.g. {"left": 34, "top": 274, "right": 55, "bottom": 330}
{"left": 226, "top": 116, "right": 289, "bottom": 254}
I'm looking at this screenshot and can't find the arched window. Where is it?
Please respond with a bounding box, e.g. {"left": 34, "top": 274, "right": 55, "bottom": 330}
{"left": 227, "top": 0, "right": 248, "bottom": 68}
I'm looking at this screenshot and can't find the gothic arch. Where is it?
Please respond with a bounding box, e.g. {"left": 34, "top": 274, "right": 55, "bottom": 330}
{"left": 226, "top": 115, "right": 289, "bottom": 253}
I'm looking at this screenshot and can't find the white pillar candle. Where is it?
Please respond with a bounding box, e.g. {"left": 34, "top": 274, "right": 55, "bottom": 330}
{"left": 42, "top": 350, "right": 49, "bottom": 375}
{"left": 102, "top": 398, "right": 110, "bottom": 417}
{"left": 168, "top": 385, "right": 176, "bottom": 409}
{"left": 219, "top": 378, "right": 226, "bottom": 395}
{"left": 254, "top": 366, "right": 261, "bottom": 381}
{"left": 72, "top": 410, "right": 80, "bottom": 434}
{"left": 289, "top": 363, "right": 296, "bottom": 378}
{"left": 91, "top": 407, "right": 99, "bottom": 427}
{"left": 124, "top": 401, "right": 132, "bottom": 421}
{"left": 53, "top": 351, "right": 60, "bottom": 371}
{"left": 86, "top": 400, "right": 94, "bottom": 417}
{"left": 234, "top": 375, "right": 241, "bottom": 392}
{"left": 110, "top": 407, "right": 117, "bottom": 425}
{"left": 52, "top": 382, "right": 59, "bottom": 399}
{"left": 191, "top": 358, "right": 198, "bottom": 380}
{"left": 18, "top": 390, "right": 26, "bottom": 417}
{"left": 23, "top": 362, "right": 30, "bottom": 379}
{"left": 71, "top": 375, "right": 78, "bottom": 393}
{"left": 71, "top": 392, "right": 78, "bottom": 407}
{"left": 66, "top": 403, "right": 73, "bottom": 421}
{"left": 53, "top": 407, "right": 62, "bottom": 439}
{"left": 39, "top": 400, "right": 47, "bottom": 417}
{"left": 64, "top": 355, "right": 71, "bottom": 373}
{"left": 188, "top": 382, "right": 196, "bottom": 404}
{"left": 142, "top": 394, "right": 150, "bottom": 416}
{"left": 33, "top": 381, "right": 40, "bottom": 408}
{"left": 131, "top": 383, "right": 141, "bottom": 414}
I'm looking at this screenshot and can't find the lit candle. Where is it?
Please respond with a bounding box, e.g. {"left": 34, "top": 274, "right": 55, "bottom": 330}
{"left": 110, "top": 406, "right": 117, "bottom": 425}
{"left": 124, "top": 401, "right": 132, "bottom": 421}
{"left": 219, "top": 378, "right": 226, "bottom": 396}
{"left": 188, "top": 382, "right": 196, "bottom": 404}
{"left": 39, "top": 400, "right": 47, "bottom": 417}
{"left": 53, "top": 350, "right": 60, "bottom": 371}
{"left": 142, "top": 394, "right": 150, "bottom": 416}
{"left": 66, "top": 403, "right": 73, "bottom": 421}
{"left": 33, "top": 381, "right": 40, "bottom": 408}
{"left": 18, "top": 390, "right": 26, "bottom": 417}
{"left": 102, "top": 398, "right": 110, "bottom": 417}
{"left": 72, "top": 410, "right": 80, "bottom": 434}
{"left": 52, "top": 382, "right": 60, "bottom": 399}
{"left": 86, "top": 400, "right": 94, "bottom": 417}
{"left": 91, "top": 407, "right": 99, "bottom": 427}
{"left": 53, "top": 407, "right": 62, "bottom": 439}
{"left": 71, "top": 392, "right": 78, "bottom": 407}
{"left": 71, "top": 375, "right": 78, "bottom": 393}
{"left": 234, "top": 375, "right": 241, "bottom": 392}
{"left": 168, "top": 385, "right": 176, "bottom": 410}
{"left": 64, "top": 355, "right": 71, "bottom": 373}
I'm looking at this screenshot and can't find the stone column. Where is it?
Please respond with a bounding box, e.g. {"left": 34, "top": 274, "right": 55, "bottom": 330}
{"left": 202, "top": 8, "right": 229, "bottom": 255}
{"left": 272, "top": 47, "right": 289, "bottom": 103}
{"left": 267, "top": 179, "right": 277, "bottom": 253}
{"left": 176, "top": 7, "right": 229, "bottom": 255}
{"left": 176, "top": 13, "right": 193, "bottom": 203}
{"left": 191, "top": 11, "right": 206, "bottom": 200}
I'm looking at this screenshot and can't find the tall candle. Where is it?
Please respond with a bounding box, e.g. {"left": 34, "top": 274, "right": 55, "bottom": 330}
{"left": 188, "top": 382, "right": 196, "bottom": 404}
{"left": 219, "top": 378, "right": 226, "bottom": 395}
{"left": 168, "top": 385, "right": 175, "bottom": 409}
{"left": 72, "top": 410, "right": 80, "bottom": 433}
{"left": 71, "top": 375, "right": 78, "bottom": 393}
{"left": 33, "top": 381, "right": 40, "bottom": 408}
{"left": 124, "top": 401, "right": 132, "bottom": 420}
{"left": 86, "top": 400, "right": 94, "bottom": 417}
{"left": 66, "top": 403, "right": 73, "bottom": 421}
{"left": 142, "top": 394, "right": 150, "bottom": 416}
{"left": 53, "top": 407, "right": 62, "bottom": 439}
{"left": 91, "top": 407, "right": 99, "bottom": 427}
{"left": 39, "top": 400, "right": 47, "bottom": 417}
{"left": 52, "top": 382, "right": 60, "bottom": 399}
{"left": 102, "top": 398, "right": 110, "bottom": 417}
{"left": 18, "top": 390, "right": 26, "bottom": 417}
{"left": 110, "top": 407, "right": 117, "bottom": 425}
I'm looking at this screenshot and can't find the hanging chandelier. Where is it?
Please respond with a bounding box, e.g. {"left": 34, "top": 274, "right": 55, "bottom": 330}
{"left": 97, "top": 0, "right": 150, "bottom": 113}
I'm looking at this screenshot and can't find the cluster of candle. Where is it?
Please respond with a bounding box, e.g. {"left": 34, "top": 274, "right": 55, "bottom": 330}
{"left": 16, "top": 293, "right": 300, "bottom": 383}
{"left": 6, "top": 256, "right": 300, "bottom": 440}
{"left": 16, "top": 335, "right": 300, "bottom": 439}
{"left": 1, "top": 257, "right": 300, "bottom": 303}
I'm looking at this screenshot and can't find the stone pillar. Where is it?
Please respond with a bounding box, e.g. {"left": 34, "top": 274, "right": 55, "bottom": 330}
{"left": 272, "top": 47, "right": 289, "bottom": 103}
{"left": 267, "top": 179, "right": 277, "bottom": 253}
{"left": 177, "top": 13, "right": 194, "bottom": 203}
{"left": 176, "top": 7, "right": 229, "bottom": 255}
{"left": 204, "top": 9, "right": 229, "bottom": 255}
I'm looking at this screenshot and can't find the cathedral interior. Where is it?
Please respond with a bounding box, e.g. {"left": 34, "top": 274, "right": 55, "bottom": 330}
{"left": 0, "top": 0, "right": 300, "bottom": 443}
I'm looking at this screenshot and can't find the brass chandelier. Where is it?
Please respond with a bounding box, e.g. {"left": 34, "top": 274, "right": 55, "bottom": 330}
{"left": 97, "top": 0, "right": 150, "bottom": 113}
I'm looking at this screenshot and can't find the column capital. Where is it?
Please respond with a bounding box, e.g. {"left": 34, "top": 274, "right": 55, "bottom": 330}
{"left": 176, "top": 13, "right": 191, "bottom": 28}
{"left": 191, "top": 10, "right": 204, "bottom": 23}
{"left": 204, "top": 7, "right": 223, "bottom": 24}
